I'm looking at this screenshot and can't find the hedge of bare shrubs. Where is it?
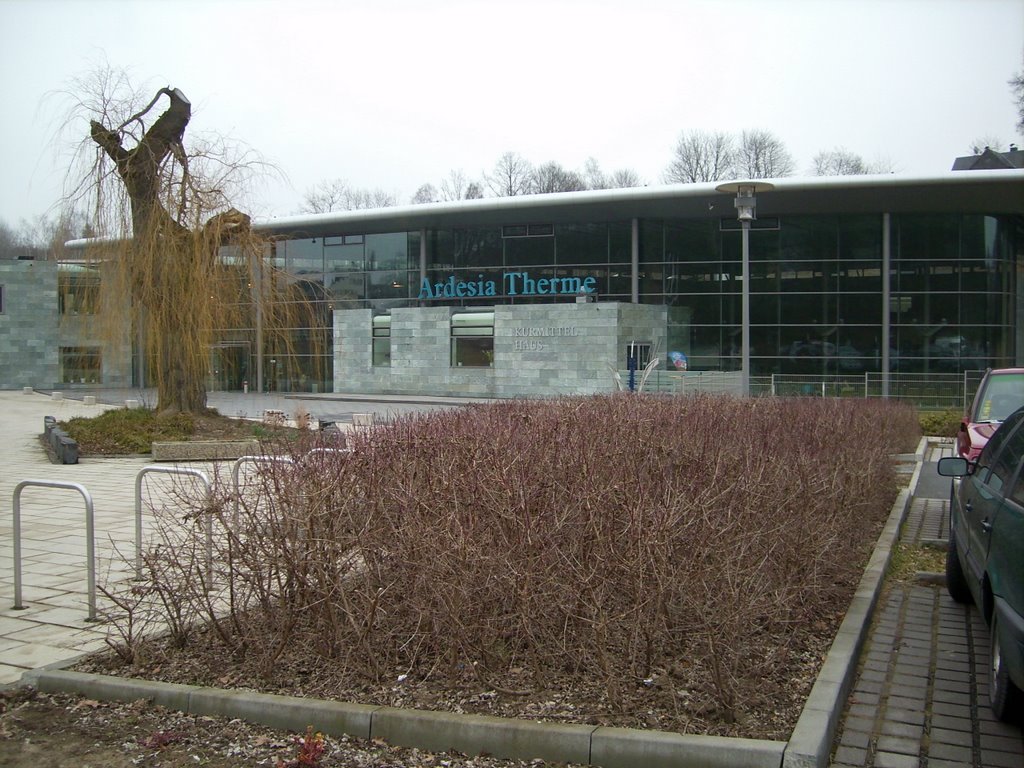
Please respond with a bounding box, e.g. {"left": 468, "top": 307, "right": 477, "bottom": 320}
{"left": 120, "top": 394, "right": 919, "bottom": 729}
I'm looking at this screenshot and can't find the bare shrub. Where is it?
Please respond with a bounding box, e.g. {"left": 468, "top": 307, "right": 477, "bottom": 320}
{"left": 116, "top": 395, "right": 919, "bottom": 729}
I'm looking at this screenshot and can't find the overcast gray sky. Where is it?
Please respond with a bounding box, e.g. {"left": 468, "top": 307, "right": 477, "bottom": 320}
{"left": 1, "top": 0, "right": 1021, "bottom": 227}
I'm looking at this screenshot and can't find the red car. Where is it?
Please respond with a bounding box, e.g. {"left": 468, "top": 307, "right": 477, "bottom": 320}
{"left": 956, "top": 368, "right": 1024, "bottom": 461}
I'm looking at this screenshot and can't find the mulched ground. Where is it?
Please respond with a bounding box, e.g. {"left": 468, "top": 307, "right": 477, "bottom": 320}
{"left": 0, "top": 688, "right": 569, "bottom": 768}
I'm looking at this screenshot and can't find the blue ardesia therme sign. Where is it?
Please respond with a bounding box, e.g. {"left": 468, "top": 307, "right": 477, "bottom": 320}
{"left": 419, "top": 271, "right": 597, "bottom": 300}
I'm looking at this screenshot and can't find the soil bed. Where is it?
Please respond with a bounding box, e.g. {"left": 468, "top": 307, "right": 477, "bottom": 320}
{"left": 73, "top": 599, "right": 848, "bottom": 741}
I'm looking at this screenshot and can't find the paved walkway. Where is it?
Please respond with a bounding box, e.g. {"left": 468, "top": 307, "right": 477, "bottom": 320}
{"left": 830, "top": 441, "right": 1024, "bottom": 767}
{"left": 2, "top": 390, "right": 1023, "bottom": 766}
{"left": 0, "top": 389, "right": 464, "bottom": 685}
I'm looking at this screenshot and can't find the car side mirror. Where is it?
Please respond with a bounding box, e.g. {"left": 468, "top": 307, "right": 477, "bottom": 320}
{"left": 937, "top": 456, "right": 971, "bottom": 477}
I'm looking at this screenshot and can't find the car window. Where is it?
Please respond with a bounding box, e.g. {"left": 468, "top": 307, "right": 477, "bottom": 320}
{"left": 978, "top": 412, "right": 1024, "bottom": 494}
{"left": 1010, "top": 473, "right": 1024, "bottom": 507}
{"left": 975, "top": 373, "right": 1024, "bottom": 422}
{"left": 985, "top": 429, "right": 1024, "bottom": 495}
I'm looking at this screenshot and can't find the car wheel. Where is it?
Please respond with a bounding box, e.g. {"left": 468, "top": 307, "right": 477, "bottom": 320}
{"left": 990, "top": 612, "right": 1023, "bottom": 721}
{"left": 945, "top": 535, "right": 972, "bottom": 604}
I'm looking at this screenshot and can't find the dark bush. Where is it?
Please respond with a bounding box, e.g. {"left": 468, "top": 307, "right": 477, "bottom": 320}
{"left": 918, "top": 408, "right": 961, "bottom": 438}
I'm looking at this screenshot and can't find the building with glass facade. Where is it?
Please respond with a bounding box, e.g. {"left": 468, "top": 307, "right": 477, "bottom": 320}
{"left": 248, "top": 171, "right": 1023, "bottom": 398}
{"left": 1, "top": 170, "right": 1021, "bottom": 398}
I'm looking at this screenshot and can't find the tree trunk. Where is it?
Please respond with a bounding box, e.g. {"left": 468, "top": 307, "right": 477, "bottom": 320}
{"left": 90, "top": 87, "right": 218, "bottom": 415}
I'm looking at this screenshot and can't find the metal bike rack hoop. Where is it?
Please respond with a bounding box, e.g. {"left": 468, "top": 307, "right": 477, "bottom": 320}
{"left": 134, "top": 465, "right": 213, "bottom": 582}
{"left": 13, "top": 479, "right": 98, "bottom": 622}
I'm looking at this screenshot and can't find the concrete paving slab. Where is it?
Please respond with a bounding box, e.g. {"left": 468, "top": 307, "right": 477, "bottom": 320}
{"left": 0, "top": 663, "right": 26, "bottom": 685}
{"left": 1, "top": 641, "right": 87, "bottom": 669}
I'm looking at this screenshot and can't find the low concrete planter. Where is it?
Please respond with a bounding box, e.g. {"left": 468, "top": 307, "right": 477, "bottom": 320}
{"left": 151, "top": 439, "right": 260, "bottom": 461}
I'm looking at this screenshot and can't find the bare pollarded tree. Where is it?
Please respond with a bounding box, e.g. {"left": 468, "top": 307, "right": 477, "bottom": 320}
{"left": 664, "top": 130, "right": 735, "bottom": 183}
{"left": 62, "top": 65, "right": 284, "bottom": 414}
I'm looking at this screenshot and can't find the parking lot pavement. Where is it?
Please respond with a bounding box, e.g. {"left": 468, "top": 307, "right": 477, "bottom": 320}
{"left": 831, "top": 442, "right": 1024, "bottom": 768}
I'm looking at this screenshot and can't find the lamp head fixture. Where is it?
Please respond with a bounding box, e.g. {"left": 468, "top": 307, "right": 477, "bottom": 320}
{"left": 715, "top": 180, "right": 774, "bottom": 223}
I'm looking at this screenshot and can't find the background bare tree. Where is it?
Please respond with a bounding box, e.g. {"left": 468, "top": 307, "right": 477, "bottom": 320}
{"left": 584, "top": 157, "right": 643, "bottom": 190}
{"left": 300, "top": 179, "right": 397, "bottom": 213}
{"left": 440, "top": 169, "right": 484, "bottom": 201}
{"left": 0, "top": 220, "right": 25, "bottom": 260}
{"left": 485, "top": 151, "right": 533, "bottom": 196}
{"left": 969, "top": 136, "right": 1006, "bottom": 155}
{"left": 410, "top": 183, "right": 438, "bottom": 204}
{"left": 664, "top": 130, "right": 735, "bottom": 183}
{"left": 810, "top": 147, "right": 870, "bottom": 176}
{"left": 736, "top": 129, "right": 795, "bottom": 178}
{"left": 1011, "top": 60, "right": 1024, "bottom": 135}
{"left": 607, "top": 168, "right": 643, "bottom": 188}
{"left": 530, "top": 161, "right": 587, "bottom": 193}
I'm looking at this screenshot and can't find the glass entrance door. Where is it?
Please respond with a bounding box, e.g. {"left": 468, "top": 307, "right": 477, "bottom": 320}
{"left": 209, "top": 343, "right": 251, "bottom": 392}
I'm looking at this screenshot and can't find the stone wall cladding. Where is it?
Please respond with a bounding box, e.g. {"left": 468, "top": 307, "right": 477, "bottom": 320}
{"left": 334, "top": 302, "right": 667, "bottom": 399}
{"left": 0, "top": 261, "right": 59, "bottom": 389}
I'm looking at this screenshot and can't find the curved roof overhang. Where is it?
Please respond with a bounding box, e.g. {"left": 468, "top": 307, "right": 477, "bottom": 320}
{"left": 251, "top": 170, "right": 1024, "bottom": 238}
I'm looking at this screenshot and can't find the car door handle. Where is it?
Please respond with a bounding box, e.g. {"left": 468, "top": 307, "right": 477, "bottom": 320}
{"left": 965, "top": 501, "right": 973, "bottom": 514}
{"left": 981, "top": 518, "right": 992, "bottom": 533}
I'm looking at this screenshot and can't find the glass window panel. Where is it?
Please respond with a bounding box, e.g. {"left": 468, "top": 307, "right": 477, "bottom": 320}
{"left": 839, "top": 215, "right": 882, "bottom": 261}
{"left": 837, "top": 292, "right": 882, "bottom": 324}
{"left": 366, "top": 233, "right": 410, "bottom": 271}
{"left": 505, "top": 235, "right": 554, "bottom": 267}
{"left": 750, "top": 292, "right": 780, "bottom": 324}
{"left": 367, "top": 270, "right": 409, "bottom": 302}
{"left": 555, "top": 223, "right": 608, "bottom": 265}
{"left": 779, "top": 293, "right": 838, "bottom": 325}
{"left": 670, "top": 293, "right": 722, "bottom": 325}
{"left": 897, "top": 215, "right": 959, "bottom": 260}
{"left": 780, "top": 217, "right": 836, "bottom": 262}
{"left": 284, "top": 239, "right": 324, "bottom": 278}
{"left": 638, "top": 265, "right": 663, "bottom": 296}
{"left": 327, "top": 272, "right": 366, "bottom": 303}
{"left": 372, "top": 338, "right": 391, "bottom": 366}
{"left": 667, "top": 262, "right": 732, "bottom": 293}
{"left": 609, "top": 221, "right": 632, "bottom": 264}
{"left": 324, "top": 242, "right": 365, "bottom": 272}
{"left": 60, "top": 346, "right": 102, "bottom": 384}
{"left": 640, "top": 221, "right": 663, "bottom": 264}
{"left": 454, "top": 229, "right": 502, "bottom": 269}
{"left": 452, "top": 338, "right": 493, "bottom": 367}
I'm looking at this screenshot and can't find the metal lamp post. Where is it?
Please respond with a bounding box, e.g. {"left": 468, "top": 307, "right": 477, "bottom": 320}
{"left": 716, "top": 181, "right": 774, "bottom": 397}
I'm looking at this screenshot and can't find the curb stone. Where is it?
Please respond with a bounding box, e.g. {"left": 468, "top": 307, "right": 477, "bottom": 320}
{"left": 19, "top": 445, "right": 924, "bottom": 768}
